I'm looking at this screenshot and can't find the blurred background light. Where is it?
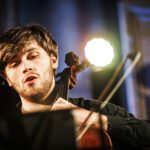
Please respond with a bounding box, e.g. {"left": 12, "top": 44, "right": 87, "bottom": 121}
{"left": 84, "top": 38, "right": 114, "bottom": 67}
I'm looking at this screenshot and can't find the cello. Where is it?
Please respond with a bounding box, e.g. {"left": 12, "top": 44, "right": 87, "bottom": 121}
{"left": 55, "top": 52, "right": 113, "bottom": 150}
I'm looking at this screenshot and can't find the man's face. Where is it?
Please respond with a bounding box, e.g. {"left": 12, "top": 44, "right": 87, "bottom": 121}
{"left": 4, "top": 40, "right": 58, "bottom": 102}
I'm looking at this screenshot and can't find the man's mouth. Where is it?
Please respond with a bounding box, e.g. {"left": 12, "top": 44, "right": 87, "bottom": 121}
{"left": 24, "top": 74, "right": 38, "bottom": 84}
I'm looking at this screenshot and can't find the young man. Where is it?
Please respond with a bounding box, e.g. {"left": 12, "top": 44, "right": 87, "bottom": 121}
{"left": 0, "top": 25, "right": 150, "bottom": 150}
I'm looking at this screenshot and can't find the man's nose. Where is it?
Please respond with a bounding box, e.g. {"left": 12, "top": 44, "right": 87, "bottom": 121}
{"left": 23, "top": 67, "right": 33, "bottom": 74}
{"left": 22, "top": 60, "right": 33, "bottom": 74}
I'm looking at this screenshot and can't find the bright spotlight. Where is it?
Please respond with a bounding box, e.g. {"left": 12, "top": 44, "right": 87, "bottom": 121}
{"left": 84, "top": 38, "right": 114, "bottom": 68}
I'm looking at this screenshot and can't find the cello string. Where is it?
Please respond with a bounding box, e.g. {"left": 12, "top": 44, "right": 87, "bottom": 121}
{"left": 57, "top": 69, "right": 70, "bottom": 100}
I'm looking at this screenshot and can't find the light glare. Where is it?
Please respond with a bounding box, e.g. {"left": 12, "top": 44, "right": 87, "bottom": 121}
{"left": 84, "top": 38, "right": 114, "bottom": 67}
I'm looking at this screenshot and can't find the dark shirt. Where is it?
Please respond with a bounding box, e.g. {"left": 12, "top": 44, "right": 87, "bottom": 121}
{"left": 69, "top": 97, "right": 150, "bottom": 150}
{"left": 14, "top": 97, "right": 150, "bottom": 150}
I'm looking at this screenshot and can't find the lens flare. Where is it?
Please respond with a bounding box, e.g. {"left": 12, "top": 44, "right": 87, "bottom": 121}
{"left": 84, "top": 38, "right": 114, "bottom": 67}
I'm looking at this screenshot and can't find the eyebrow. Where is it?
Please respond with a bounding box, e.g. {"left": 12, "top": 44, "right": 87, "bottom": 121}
{"left": 9, "top": 48, "right": 38, "bottom": 62}
{"left": 26, "top": 48, "right": 38, "bottom": 52}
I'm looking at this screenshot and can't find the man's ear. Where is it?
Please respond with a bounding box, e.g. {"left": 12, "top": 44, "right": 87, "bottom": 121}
{"left": 2, "top": 72, "right": 13, "bottom": 87}
{"left": 6, "top": 77, "right": 13, "bottom": 87}
{"left": 50, "top": 54, "right": 58, "bottom": 69}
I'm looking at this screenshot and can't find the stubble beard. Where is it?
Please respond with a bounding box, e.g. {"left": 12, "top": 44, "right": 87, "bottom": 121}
{"left": 19, "top": 77, "right": 54, "bottom": 103}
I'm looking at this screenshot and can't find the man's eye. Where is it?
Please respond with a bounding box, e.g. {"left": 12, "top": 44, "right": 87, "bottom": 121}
{"left": 29, "top": 54, "right": 39, "bottom": 59}
{"left": 9, "top": 61, "right": 20, "bottom": 68}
